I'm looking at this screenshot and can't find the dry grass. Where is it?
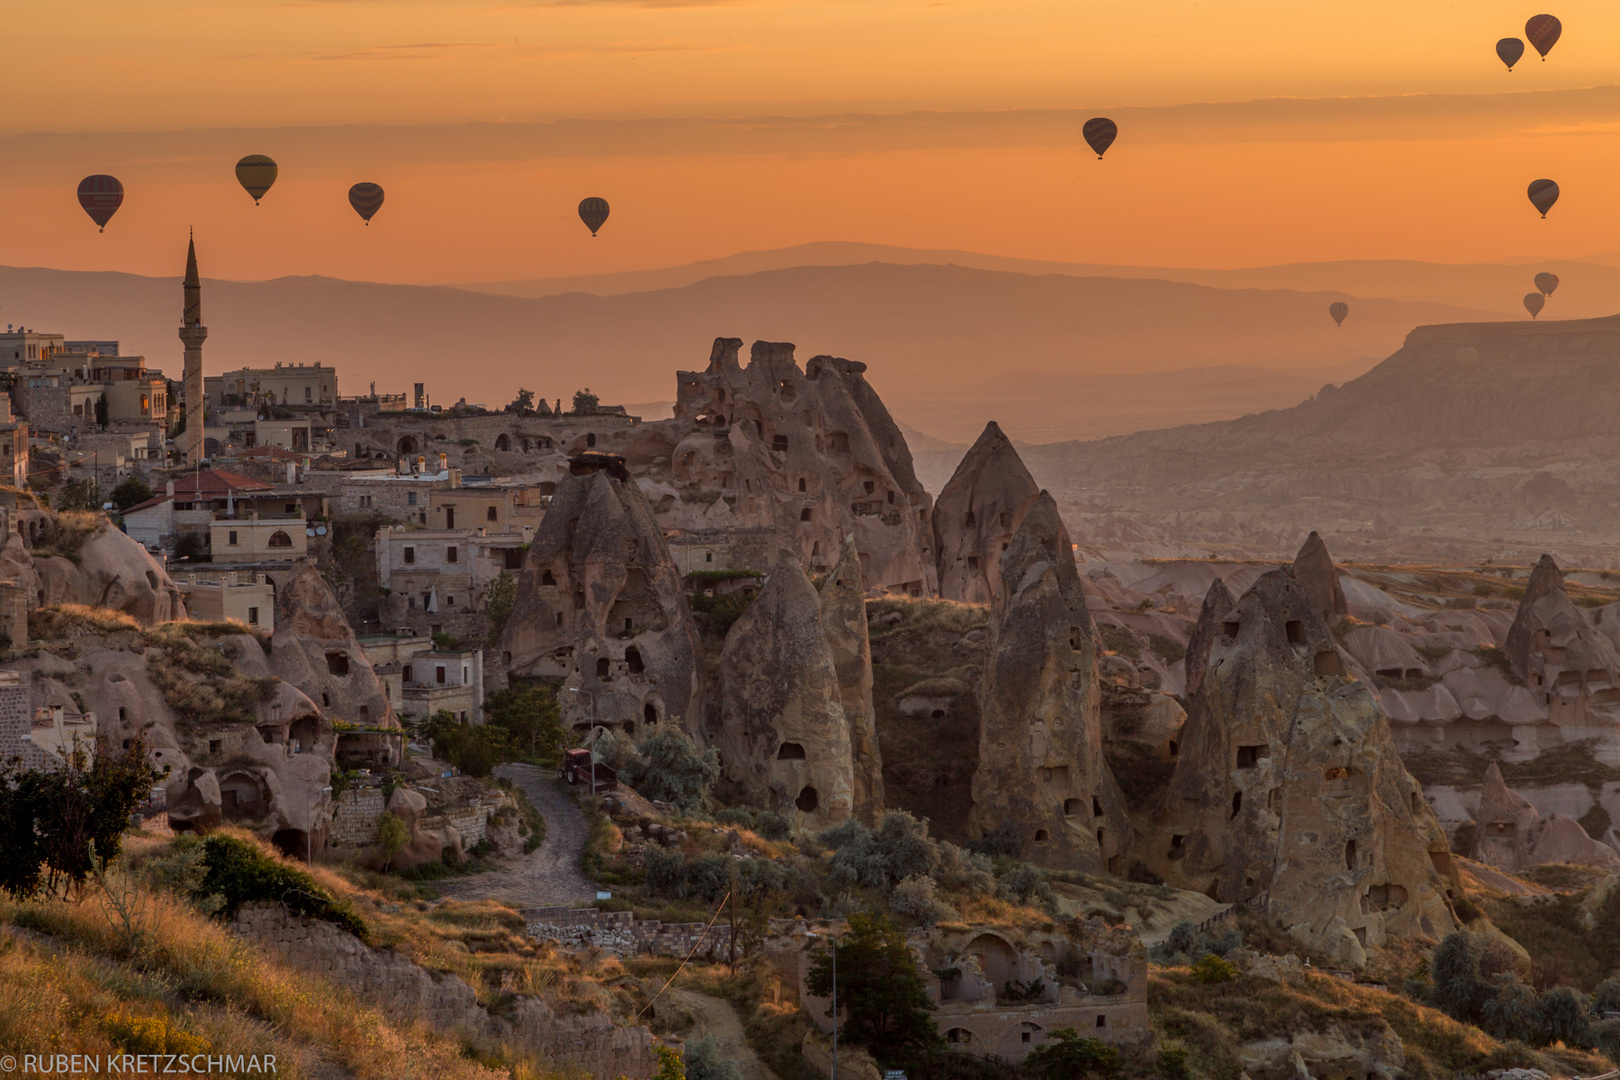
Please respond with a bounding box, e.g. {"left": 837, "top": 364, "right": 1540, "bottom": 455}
{"left": 144, "top": 626, "right": 280, "bottom": 728}
{"left": 29, "top": 603, "right": 145, "bottom": 639}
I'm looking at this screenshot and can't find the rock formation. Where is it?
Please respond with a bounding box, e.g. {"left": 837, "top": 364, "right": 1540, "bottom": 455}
{"left": 1183, "top": 578, "right": 1235, "bottom": 699}
{"left": 500, "top": 456, "right": 703, "bottom": 742}
{"left": 1503, "top": 554, "right": 1620, "bottom": 725}
{"left": 969, "top": 493, "right": 1128, "bottom": 873}
{"left": 0, "top": 514, "right": 185, "bottom": 624}
{"left": 714, "top": 556, "right": 854, "bottom": 830}
{"left": 1291, "top": 531, "right": 1349, "bottom": 623}
{"left": 1146, "top": 569, "right": 1459, "bottom": 967}
{"left": 933, "top": 422, "right": 1041, "bottom": 604}
{"left": 657, "top": 339, "right": 937, "bottom": 594}
{"left": 819, "top": 536, "right": 883, "bottom": 824}
{"left": 1469, "top": 762, "right": 1620, "bottom": 873}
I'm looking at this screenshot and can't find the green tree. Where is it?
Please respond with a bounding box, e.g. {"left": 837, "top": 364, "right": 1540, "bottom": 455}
{"left": 572, "top": 388, "right": 599, "bottom": 415}
{"left": 110, "top": 475, "right": 153, "bottom": 512}
{"left": 377, "top": 811, "right": 409, "bottom": 872}
{"left": 806, "top": 912, "right": 941, "bottom": 1066}
{"left": 483, "top": 683, "right": 563, "bottom": 762}
{"left": 622, "top": 730, "right": 720, "bottom": 812}
{"left": 1022, "top": 1029, "right": 1121, "bottom": 1080}
{"left": 57, "top": 478, "right": 103, "bottom": 512}
{"left": 507, "top": 388, "right": 536, "bottom": 415}
{"left": 94, "top": 393, "right": 109, "bottom": 428}
{"left": 0, "top": 739, "right": 165, "bottom": 900}
{"left": 485, "top": 570, "right": 517, "bottom": 643}
{"left": 1539, "top": 985, "right": 1593, "bottom": 1049}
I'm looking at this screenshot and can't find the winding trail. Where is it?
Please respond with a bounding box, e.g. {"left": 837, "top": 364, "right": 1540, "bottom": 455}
{"left": 435, "top": 763, "right": 595, "bottom": 908}
{"left": 670, "top": 988, "right": 778, "bottom": 1080}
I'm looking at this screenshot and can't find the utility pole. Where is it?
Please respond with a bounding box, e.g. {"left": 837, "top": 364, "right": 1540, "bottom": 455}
{"left": 728, "top": 862, "right": 737, "bottom": 974}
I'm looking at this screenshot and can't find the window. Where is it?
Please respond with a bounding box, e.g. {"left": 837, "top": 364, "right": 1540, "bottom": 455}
{"left": 444, "top": 506, "right": 455, "bottom": 528}
{"left": 447, "top": 545, "right": 458, "bottom": 564}
{"left": 403, "top": 665, "right": 413, "bottom": 682}
{"left": 487, "top": 506, "right": 498, "bottom": 521}
{"left": 436, "top": 666, "right": 446, "bottom": 685}
{"left": 408, "top": 492, "right": 417, "bottom": 506}
{"left": 248, "top": 606, "right": 259, "bottom": 624}
{"left": 228, "top": 530, "right": 239, "bottom": 546}
{"left": 268, "top": 530, "right": 292, "bottom": 548}
{"left": 407, "top": 596, "right": 416, "bottom": 610}
{"left": 800, "top": 508, "right": 812, "bottom": 522}
{"left": 305, "top": 386, "right": 312, "bottom": 403}
{"left": 403, "top": 547, "right": 415, "bottom": 564}
{"left": 326, "top": 652, "right": 350, "bottom": 676}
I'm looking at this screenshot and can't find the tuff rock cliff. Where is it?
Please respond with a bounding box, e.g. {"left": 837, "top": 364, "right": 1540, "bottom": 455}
{"left": 500, "top": 458, "right": 703, "bottom": 740}
{"left": 1469, "top": 761, "right": 1620, "bottom": 873}
{"left": 933, "top": 422, "right": 1041, "bottom": 605}
{"left": 1503, "top": 554, "right": 1620, "bottom": 726}
{"left": 969, "top": 493, "right": 1129, "bottom": 873}
{"left": 1291, "top": 531, "right": 1349, "bottom": 623}
{"left": 1184, "top": 578, "right": 1235, "bottom": 700}
{"left": 713, "top": 556, "right": 854, "bottom": 830}
{"left": 819, "top": 536, "right": 883, "bottom": 824}
{"left": 1144, "top": 565, "right": 1460, "bottom": 968}
{"left": 0, "top": 511, "right": 185, "bottom": 624}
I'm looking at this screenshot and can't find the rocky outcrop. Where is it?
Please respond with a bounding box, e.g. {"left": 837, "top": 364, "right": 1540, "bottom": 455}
{"left": 1503, "top": 554, "right": 1620, "bottom": 725}
{"left": 819, "top": 536, "right": 883, "bottom": 824}
{"left": 0, "top": 514, "right": 185, "bottom": 624}
{"left": 1470, "top": 762, "right": 1620, "bottom": 873}
{"left": 500, "top": 458, "right": 702, "bottom": 741}
{"left": 714, "top": 557, "right": 854, "bottom": 830}
{"left": 660, "top": 339, "right": 936, "bottom": 594}
{"left": 1291, "top": 531, "right": 1348, "bottom": 623}
{"left": 1183, "top": 578, "right": 1235, "bottom": 699}
{"left": 273, "top": 563, "right": 397, "bottom": 742}
{"left": 1146, "top": 569, "right": 1459, "bottom": 967}
{"left": 933, "top": 422, "right": 1041, "bottom": 604}
{"left": 969, "top": 493, "right": 1128, "bottom": 872}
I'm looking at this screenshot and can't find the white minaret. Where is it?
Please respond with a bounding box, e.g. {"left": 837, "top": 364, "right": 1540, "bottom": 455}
{"left": 179, "top": 230, "right": 208, "bottom": 466}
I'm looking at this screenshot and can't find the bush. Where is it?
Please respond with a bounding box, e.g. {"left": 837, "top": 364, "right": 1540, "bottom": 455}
{"left": 996, "top": 863, "right": 1054, "bottom": 913}
{"left": 822, "top": 812, "right": 942, "bottom": 892}
{"left": 1156, "top": 1046, "right": 1192, "bottom": 1080}
{"left": 1022, "top": 1028, "right": 1120, "bottom": 1080}
{"left": 109, "top": 475, "right": 154, "bottom": 512}
{"left": 967, "top": 821, "right": 1024, "bottom": 859}
{"left": 193, "top": 834, "right": 368, "bottom": 939}
{"left": 1188, "top": 954, "right": 1239, "bottom": 984}
{"left": 1595, "top": 1019, "right": 1620, "bottom": 1065}
{"left": 684, "top": 1033, "right": 741, "bottom": 1080}
{"left": 1539, "top": 985, "right": 1592, "bottom": 1048}
{"left": 620, "top": 730, "right": 720, "bottom": 812}
{"left": 890, "top": 874, "right": 948, "bottom": 926}
{"left": 715, "top": 807, "right": 792, "bottom": 841}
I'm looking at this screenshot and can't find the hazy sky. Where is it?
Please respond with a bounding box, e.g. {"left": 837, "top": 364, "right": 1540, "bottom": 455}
{"left": 7, "top": 1, "right": 1620, "bottom": 282}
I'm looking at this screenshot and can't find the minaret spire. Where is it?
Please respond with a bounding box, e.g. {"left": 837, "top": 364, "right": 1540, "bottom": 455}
{"left": 178, "top": 230, "right": 208, "bottom": 466}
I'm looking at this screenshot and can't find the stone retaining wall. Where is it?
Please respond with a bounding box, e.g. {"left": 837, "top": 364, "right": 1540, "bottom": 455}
{"left": 329, "top": 788, "right": 385, "bottom": 846}
{"left": 519, "top": 905, "right": 734, "bottom": 959}
{"left": 232, "top": 902, "right": 657, "bottom": 1078}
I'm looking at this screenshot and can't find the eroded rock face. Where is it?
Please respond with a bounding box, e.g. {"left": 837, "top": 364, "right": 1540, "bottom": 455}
{"left": 273, "top": 563, "right": 397, "bottom": 743}
{"left": 1503, "top": 554, "right": 1620, "bottom": 725}
{"left": 1470, "top": 761, "right": 1620, "bottom": 873}
{"left": 1184, "top": 578, "right": 1235, "bottom": 699}
{"left": 1291, "top": 531, "right": 1349, "bottom": 623}
{"left": 820, "top": 536, "right": 883, "bottom": 824}
{"left": 969, "top": 493, "right": 1128, "bottom": 872}
{"left": 714, "top": 557, "right": 854, "bottom": 830}
{"left": 1147, "top": 569, "right": 1458, "bottom": 967}
{"left": 500, "top": 462, "right": 702, "bottom": 741}
{"left": 662, "top": 339, "right": 936, "bottom": 594}
{"left": 0, "top": 516, "right": 185, "bottom": 624}
{"left": 933, "top": 422, "right": 1041, "bottom": 605}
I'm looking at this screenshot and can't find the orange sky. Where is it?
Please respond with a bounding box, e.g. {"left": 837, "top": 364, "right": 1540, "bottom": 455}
{"left": 7, "top": 1, "right": 1620, "bottom": 282}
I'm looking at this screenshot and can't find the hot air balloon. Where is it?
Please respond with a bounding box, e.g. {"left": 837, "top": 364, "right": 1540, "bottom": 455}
{"left": 348, "top": 183, "right": 385, "bottom": 224}
{"left": 235, "top": 155, "right": 278, "bottom": 204}
{"left": 1528, "top": 179, "right": 1559, "bottom": 218}
{"left": 578, "top": 197, "right": 610, "bottom": 236}
{"left": 1082, "top": 117, "right": 1118, "bottom": 159}
{"left": 1525, "top": 292, "right": 1546, "bottom": 319}
{"left": 1328, "top": 302, "right": 1349, "bottom": 327}
{"left": 1535, "top": 272, "right": 1559, "bottom": 296}
{"left": 77, "top": 175, "right": 124, "bottom": 232}
{"left": 1496, "top": 37, "right": 1526, "bottom": 70}
{"left": 1526, "top": 14, "right": 1561, "bottom": 59}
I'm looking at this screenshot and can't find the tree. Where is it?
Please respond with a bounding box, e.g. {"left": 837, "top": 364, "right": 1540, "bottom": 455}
{"left": 110, "top": 475, "right": 153, "bottom": 512}
{"left": 485, "top": 571, "right": 517, "bottom": 643}
{"left": 806, "top": 912, "right": 941, "bottom": 1066}
{"left": 622, "top": 730, "right": 720, "bottom": 812}
{"left": 1432, "top": 930, "right": 1517, "bottom": 1025}
{"left": 0, "top": 739, "right": 165, "bottom": 900}
{"left": 94, "top": 393, "right": 109, "bottom": 428}
{"left": 1539, "top": 985, "right": 1593, "bottom": 1049}
{"left": 507, "top": 388, "right": 536, "bottom": 415}
{"left": 483, "top": 683, "right": 563, "bottom": 762}
{"left": 1022, "top": 1029, "right": 1121, "bottom": 1080}
{"left": 572, "top": 388, "right": 599, "bottom": 415}
{"left": 378, "top": 812, "right": 409, "bottom": 872}
{"left": 57, "top": 478, "right": 103, "bottom": 512}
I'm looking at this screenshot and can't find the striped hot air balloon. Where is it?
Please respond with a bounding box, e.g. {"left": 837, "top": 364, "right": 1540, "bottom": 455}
{"left": 1527, "top": 179, "right": 1559, "bottom": 218}
{"left": 348, "top": 182, "right": 385, "bottom": 224}
{"left": 578, "top": 197, "right": 610, "bottom": 236}
{"left": 1526, "top": 14, "right": 1561, "bottom": 59}
{"left": 1525, "top": 293, "right": 1545, "bottom": 319}
{"left": 1535, "top": 272, "right": 1559, "bottom": 297}
{"left": 1082, "top": 117, "right": 1118, "bottom": 159}
{"left": 77, "top": 175, "right": 124, "bottom": 232}
{"left": 1328, "top": 301, "right": 1349, "bottom": 327}
{"left": 235, "top": 155, "right": 278, "bottom": 204}
{"left": 1496, "top": 37, "right": 1525, "bottom": 71}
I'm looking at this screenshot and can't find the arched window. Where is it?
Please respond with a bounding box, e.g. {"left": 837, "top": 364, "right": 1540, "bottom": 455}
{"left": 268, "top": 531, "right": 293, "bottom": 548}
{"left": 495, "top": 434, "right": 510, "bottom": 451}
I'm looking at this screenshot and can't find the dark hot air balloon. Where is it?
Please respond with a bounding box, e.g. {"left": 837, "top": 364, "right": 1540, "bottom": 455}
{"left": 348, "top": 183, "right": 385, "bottom": 224}
{"left": 1496, "top": 37, "right": 1526, "bottom": 70}
{"left": 1526, "top": 14, "right": 1561, "bottom": 59}
{"left": 1328, "top": 302, "right": 1349, "bottom": 327}
{"left": 1527, "top": 179, "right": 1559, "bottom": 218}
{"left": 578, "top": 197, "right": 610, "bottom": 236}
{"left": 1535, "top": 272, "right": 1559, "bottom": 296}
{"left": 1524, "top": 292, "right": 1546, "bottom": 319}
{"left": 235, "top": 155, "right": 278, "bottom": 204}
{"left": 1082, "top": 117, "right": 1118, "bottom": 159}
{"left": 77, "top": 175, "right": 124, "bottom": 232}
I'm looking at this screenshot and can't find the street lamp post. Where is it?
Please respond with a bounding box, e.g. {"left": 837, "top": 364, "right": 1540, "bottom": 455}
{"left": 806, "top": 931, "right": 837, "bottom": 1080}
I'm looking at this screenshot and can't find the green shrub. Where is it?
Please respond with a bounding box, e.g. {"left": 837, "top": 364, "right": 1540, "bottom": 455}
{"left": 1022, "top": 1028, "right": 1120, "bottom": 1079}
{"left": 194, "top": 834, "right": 368, "bottom": 939}
{"left": 1188, "top": 954, "right": 1239, "bottom": 984}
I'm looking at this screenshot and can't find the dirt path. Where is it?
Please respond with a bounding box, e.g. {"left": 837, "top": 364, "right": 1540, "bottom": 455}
{"left": 434, "top": 763, "right": 595, "bottom": 908}
{"left": 670, "top": 988, "right": 778, "bottom": 1080}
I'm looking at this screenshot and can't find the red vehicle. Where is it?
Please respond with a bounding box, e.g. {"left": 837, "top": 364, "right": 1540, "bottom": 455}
{"left": 559, "top": 748, "right": 617, "bottom": 791}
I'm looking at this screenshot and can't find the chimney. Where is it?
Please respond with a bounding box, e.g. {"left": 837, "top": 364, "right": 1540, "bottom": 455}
{"left": 166, "top": 479, "right": 175, "bottom": 498}
{"left": 437, "top": 452, "right": 447, "bottom": 474}
{"left": 286, "top": 461, "right": 297, "bottom": 484}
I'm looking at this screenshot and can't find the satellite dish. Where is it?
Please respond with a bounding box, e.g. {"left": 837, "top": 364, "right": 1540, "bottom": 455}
{"left": 306, "top": 527, "right": 317, "bottom": 537}
{"left": 316, "top": 525, "right": 328, "bottom": 536}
